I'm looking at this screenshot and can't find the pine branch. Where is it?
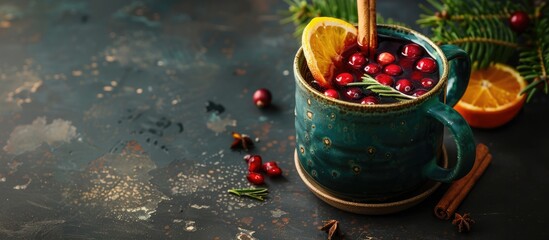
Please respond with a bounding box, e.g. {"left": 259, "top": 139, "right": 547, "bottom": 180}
{"left": 281, "top": 0, "right": 408, "bottom": 37}
{"left": 347, "top": 74, "right": 416, "bottom": 101}
{"left": 518, "top": 8, "right": 549, "bottom": 102}
{"left": 417, "top": 0, "right": 521, "bottom": 69}
{"left": 417, "top": 0, "right": 512, "bottom": 25}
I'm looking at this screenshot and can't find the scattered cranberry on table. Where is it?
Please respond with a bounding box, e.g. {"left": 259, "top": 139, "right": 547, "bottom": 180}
{"left": 247, "top": 155, "right": 263, "bottom": 173}
{"left": 262, "top": 161, "right": 282, "bottom": 177}
{"left": 253, "top": 88, "right": 272, "bottom": 108}
{"left": 242, "top": 155, "right": 283, "bottom": 184}
{"left": 247, "top": 172, "right": 265, "bottom": 185}
{"left": 265, "top": 167, "right": 282, "bottom": 177}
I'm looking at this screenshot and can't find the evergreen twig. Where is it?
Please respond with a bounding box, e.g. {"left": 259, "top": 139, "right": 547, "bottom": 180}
{"left": 281, "top": 0, "right": 407, "bottom": 37}
{"left": 347, "top": 74, "right": 416, "bottom": 101}
{"left": 418, "top": 0, "right": 549, "bottom": 101}
{"left": 518, "top": 4, "right": 549, "bottom": 101}
{"left": 417, "top": 0, "right": 520, "bottom": 69}
{"left": 228, "top": 188, "right": 269, "bottom": 201}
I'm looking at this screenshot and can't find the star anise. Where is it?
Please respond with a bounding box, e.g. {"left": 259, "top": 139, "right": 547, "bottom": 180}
{"left": 230, "top": 131, "right": 254, "bottom": 151}
{"left": 320, "top": 219, "right": 340, "bottom": 240}
{"left": 452, "top": 212, "right": 475, "bottom": 233}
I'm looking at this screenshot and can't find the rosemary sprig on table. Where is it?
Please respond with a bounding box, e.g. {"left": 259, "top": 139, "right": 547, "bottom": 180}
{"left": 347, "top": 74, "right": 417, "bottom": 101}
{"left": 228, "top": 188, "right": 269, "bottom": 201}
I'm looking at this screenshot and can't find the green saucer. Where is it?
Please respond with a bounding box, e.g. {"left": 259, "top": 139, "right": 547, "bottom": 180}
{"left": 294, "top": 146, "right": 448, "bottom": 215}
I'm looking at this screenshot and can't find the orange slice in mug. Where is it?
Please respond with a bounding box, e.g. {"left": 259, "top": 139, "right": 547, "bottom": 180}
{"left": 302, "top": 17, "right": 357, "bottom": 88}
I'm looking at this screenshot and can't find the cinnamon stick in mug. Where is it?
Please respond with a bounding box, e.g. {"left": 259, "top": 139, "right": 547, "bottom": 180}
{"left": 357, "top": 0, "right": 377, "bottom": 58}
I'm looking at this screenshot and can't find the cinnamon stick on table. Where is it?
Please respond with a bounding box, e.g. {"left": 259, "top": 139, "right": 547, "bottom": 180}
{"left": 357, "top": 0, "right": 377, "bottom": 59}
{"left": 434, "top": 143, "right": 492, "bottom": 220}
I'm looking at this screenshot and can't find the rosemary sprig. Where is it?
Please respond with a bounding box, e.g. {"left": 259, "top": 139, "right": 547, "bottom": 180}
{"left": 347, "top": 74, "right": 416, "bottom": 101}
{"left": 228, "top": 188, "right": 269, "bottom": 201}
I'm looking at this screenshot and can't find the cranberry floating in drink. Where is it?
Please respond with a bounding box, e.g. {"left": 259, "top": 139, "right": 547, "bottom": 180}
{"left": 348, "top": 52, "right": 367, "bottom": 69}
{"left": 364, "top": 63, "right": 381, "bottom": 75}
{"left": 306, "top": 36, "right": 439, "bottom": 104}
{"left": 400, "top": 43, "right": 424, "bottom": 58}
{"left": 323, "top": 89, "right": 340, "bottom": 99}
{"left": 335, "top": 72, "right": 355, "bottom": 86}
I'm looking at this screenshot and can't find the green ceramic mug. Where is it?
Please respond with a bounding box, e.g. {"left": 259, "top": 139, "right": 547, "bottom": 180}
{"left": 294, "top": 24, "right": 476, "bottom": 202}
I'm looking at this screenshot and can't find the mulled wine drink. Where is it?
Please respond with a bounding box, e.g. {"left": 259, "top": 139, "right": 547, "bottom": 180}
{"left": 309, "top": 36, "right": 440, "bottom": 104}
{"left": 294, "top": 23, "right": 475, "bottom": 208}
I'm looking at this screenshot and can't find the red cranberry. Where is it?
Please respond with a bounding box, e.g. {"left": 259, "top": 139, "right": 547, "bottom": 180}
{"left": 509, "top": 11, "right": 530, "bottom": 32}
{"left": 266, "top": 167, "right": 282, "bottom": 177}
{"left": 344, "top": 87, "right": 363, "bottom": 100}
{"left": 348, "top": 52, "right": 367, "bottom": 69}
{"left": 398, "top": 58, "right": 416, "bottom": 69}
{"left": 375, "top": 74, "right": 394, "bottom": 86}
{"left": 324, "top": 89, "right": 339, "bottom": 99}
{"left": 364, "top": 63, "right": 382, "bottom": 75}
{"left": 262, "top": 161, "right": 279, "bottom": 172}
{"left": 377, "top": 52, "right": 395, "bottom": 66}
{"left": 400, "top": 43, "right": 423, "bottom": 58}
{"left": 253, "top": 88, "right": 272, "bottom": 108}
{"left": 262, "top": 161, "right": 282, "bottom": 177}
{"left": 410, "top": 70, "right": 423, "bottom": 81}
{"left": 248, "top": 155, "right": 263, "bottom": 172}
{"left": 243, "top": 154, "right": 252, "bottom": 162}
{"left": 416, "top": 57, "right": 437, "bottom": 73}
{"left": 246, "top": 172, "right": 265, "bottom": 185}
{"left": 395, "top": 79, "right": 413, "bottom": 94}
{"left": 421, "top": 78, "right": 436, "bottom": 88}
{"left": 413, "top": 89, "right": 428, "bottom": 97}
{"left": 360, "top": 96, "right": 379, "bottom": 105}
{"left": 384, "top": 64, "right": 403, "bottom": 76}
{"left": 335, "top": 72, "right": 355, "bottom": 86}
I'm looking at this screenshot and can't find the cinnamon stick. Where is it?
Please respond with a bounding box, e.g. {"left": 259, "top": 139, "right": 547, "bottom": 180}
{"left": 357, "top": 0, "right": 377, "bottom": 58}
{"left": 367, "top": 0, "right": 377, "bottom": 59}
{"left": 357, "top": 0, "right": 369, "bottom": 53}
{"left": 434, "top": 143, "right": 492, "bottom": 220}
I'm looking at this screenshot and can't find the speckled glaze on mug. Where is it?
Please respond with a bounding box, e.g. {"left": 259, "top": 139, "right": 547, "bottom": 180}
{"left": 294, "top": 24, "right": 476, "bottom": 202}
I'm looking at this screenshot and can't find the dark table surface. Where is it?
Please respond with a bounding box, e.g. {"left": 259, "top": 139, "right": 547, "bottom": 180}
{"left": 0, "top": 0, "right": 548, "bottom": 239}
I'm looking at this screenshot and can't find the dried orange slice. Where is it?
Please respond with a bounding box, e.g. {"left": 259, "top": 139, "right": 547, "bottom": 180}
{"left": 302, "top": 17, "right": 357, "bottom": 88}
{"left": 454, "top": 63, "right": 527, "bottom": 129}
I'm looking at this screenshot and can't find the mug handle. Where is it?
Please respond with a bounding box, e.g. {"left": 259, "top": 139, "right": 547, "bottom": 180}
{"left": 423, "top": 101, "right": 476, "bottom": 182}
{"left": 440, "top": 44, "right": 471, "bottom": 106}
{"left": 422, "top": 44, "right": 475, "bottom": 182}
